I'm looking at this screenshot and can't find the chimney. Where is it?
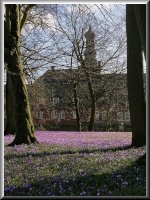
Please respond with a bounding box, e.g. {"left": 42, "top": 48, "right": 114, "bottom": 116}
{"left": 98, "top": 61, "right": 101, "bottom": 68}
{"left": 51, "top": 66, "right": 55, "bottom": 70}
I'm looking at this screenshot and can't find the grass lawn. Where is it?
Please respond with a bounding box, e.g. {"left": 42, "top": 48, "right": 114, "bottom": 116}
{"left": 4, "top": 131, "right": 146, "bottom": 197}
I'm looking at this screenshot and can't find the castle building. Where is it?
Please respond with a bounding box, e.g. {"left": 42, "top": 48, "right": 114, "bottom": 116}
{"left": 27, "top": 26, "right": 135, "bottom": 131}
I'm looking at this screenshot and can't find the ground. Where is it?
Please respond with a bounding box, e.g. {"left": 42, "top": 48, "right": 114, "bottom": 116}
{"left": 4, "top": 131, "right": 146, "bottom": 196}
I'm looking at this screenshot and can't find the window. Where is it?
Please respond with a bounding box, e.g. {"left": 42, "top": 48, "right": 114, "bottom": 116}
{"left": 72, "top": 111, "right": 76, "bottom": 119}
{"left": 102, "top": 111, "right": 107, "bottom": 120}
{"left": 125, "top": 112, "right": 130, "bottom": 121}
{"left": 117, "top": 112, "right": 124, "bottom": 121}
{"left": 95, "top": 111, "right": 99, "bottom": 120}
{"left": 53, "top": 98, "right": 59, "bottom": 105}
{"left": 35, "top": 111, "right": 43, "bottom": 119}
{"left": 51, "top": 110, "right": 58, "bottom": 119}
{"left": 72, "top": 97, "right": 75, "bottom": 104}
{"left": 35, "top": 112, "right": 38, "bottom": 119}
{"left": 87, "top": 41, "right": 91, "bottom": 46}
{"left": 112, "top": 111, "right": 117, "bottom": 120}
{"left": 59, "top": 110, "right": 65, "bottom": 119}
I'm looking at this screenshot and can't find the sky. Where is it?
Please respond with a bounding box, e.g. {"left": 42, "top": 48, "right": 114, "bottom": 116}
{"left": 20, "top": 4, "right": 129, "bottom": 80}
{"left": 4, "top": 4, "right": 145, "bottom": 82}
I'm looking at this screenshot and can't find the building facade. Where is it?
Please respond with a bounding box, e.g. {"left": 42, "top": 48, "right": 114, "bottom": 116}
{"left": 4, "top": 26, "right": 146, "bottom": 132}
{"left": 27, "top": 26, "right": 132, "bottom": 131}
{"left": 28, "top": 71, "right": 131, "bottom": 131}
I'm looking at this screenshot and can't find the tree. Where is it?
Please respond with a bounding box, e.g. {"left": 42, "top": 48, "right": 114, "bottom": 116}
{"left": 14, "top": 4, "right": 126, "bottom": 132}
{"left": 126, "top": 4, "right": 146, "bottom": 147}
{"left": 4, "top": 73, "right": 16, "bottom": 135}
{"left": 73, "top": 81, "right": 82, "bottom": 131}
{"left": 70, "top": 55, "right": 82, "bottom": 131}
{"left": 49, "top": 5, "right": 126, "bottom": 131}
{"left": 4, "top": 4, "right": 38, "bottom": 145}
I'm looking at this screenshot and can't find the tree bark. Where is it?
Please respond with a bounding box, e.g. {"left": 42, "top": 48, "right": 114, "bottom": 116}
{"left": 85, "top": 71, "right": 96, "bottom": 131}
{"left": 4, "top": 73, "right": 16, "bottom": 135}
{"left": 126, "top": 5, "right": 146, "bottom": 147}
{"left": 133, "top": 5, "right": 146, "bottom": 58}
{"left": 5, "top": 5, "right": 38, "bottom": 145}
{"left": 73, "top": 83, "right": 81, "bottom": 131}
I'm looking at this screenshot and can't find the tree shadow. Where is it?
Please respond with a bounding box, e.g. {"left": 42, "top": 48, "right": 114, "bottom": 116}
{"left": 4, "top": 159, "right": 146, "bottom": 197}
{"left": 4, "top": 145, "right": 132, "bottom": 160}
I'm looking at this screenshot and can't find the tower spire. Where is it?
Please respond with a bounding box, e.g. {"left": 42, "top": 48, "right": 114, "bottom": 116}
{"left": 85, "top": 25, "right": 95, "bottom": 38}
{"left": 84, "top": 25, "right": 97, "bottom": 69}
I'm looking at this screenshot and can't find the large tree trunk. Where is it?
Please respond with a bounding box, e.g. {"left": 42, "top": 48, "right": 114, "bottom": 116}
{"left": 133, "top": 5, "right": 146, "bottom": 58}
{"left": 133, "top": 4, "right": 146, "bottom": 160}
{"left": 73, "top": 83, "right": 81, "bottom": 131}
{"left": 126, "top": 5, "right": 146, "bottom": 147}
{"left": 5, "top": 5, "right": 38, "bottom": 145}
{"left": 4, "top": 73, "right": 16, "bottom": 135}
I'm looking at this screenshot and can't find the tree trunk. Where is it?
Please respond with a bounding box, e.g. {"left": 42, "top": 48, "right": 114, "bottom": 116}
{"left": 133, "top": 5, "right": 146, "bottom": 58}
{"left": 73, "top": 83, "right": 81, "bottom": 131}
{"left": 85, "top": 71, "right": 96, "bottom": 131}
{"left": 4, "top": 73, "right": 16, "bottom": 135}
{"left": 88, "top": 99, "right": 96, "bottom": 131}
{"left": 5, "top": 5, "right": 38, "bottom": 145}
{"left": 126, "top": 5, "right": 146, "bottom": 147}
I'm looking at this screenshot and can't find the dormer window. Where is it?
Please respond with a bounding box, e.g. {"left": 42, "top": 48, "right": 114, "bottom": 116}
{"left": 53, "top": 97, "right": 59, "bottom": 105}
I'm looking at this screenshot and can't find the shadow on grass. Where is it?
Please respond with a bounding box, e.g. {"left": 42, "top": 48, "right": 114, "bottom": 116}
{"left": 4, "top": 145, "right": 132, "bottom": 160}
{"left": 4, "top": 158, "right": 146, "bottom": 197}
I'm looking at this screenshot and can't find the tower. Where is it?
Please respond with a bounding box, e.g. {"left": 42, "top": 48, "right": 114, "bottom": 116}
{"left": 84, "top": 25, "right": 97, "bottom": 69}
